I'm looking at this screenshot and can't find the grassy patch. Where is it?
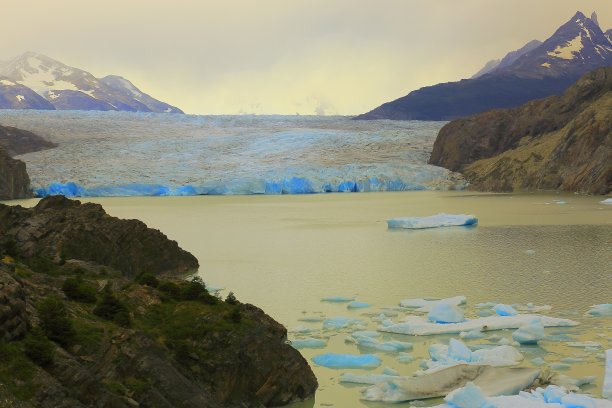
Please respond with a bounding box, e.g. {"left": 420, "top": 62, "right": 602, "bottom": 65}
{"left": 0, "top": 342, "right": 37, "bottom": 400}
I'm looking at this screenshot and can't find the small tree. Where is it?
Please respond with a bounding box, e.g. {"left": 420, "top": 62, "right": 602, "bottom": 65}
{"left": 62, "top": 277, "right": 97, "bottom": 303}
{"left": 225, "top": 292, "right": 238, "bottom": 305}
{"left": 93, "top": 287, "right": 131, "bottom": 327}
{"left": 24, "top": 327, "right": 55, "bottom": 366}
{"left": 37, "top": 297, "right": 76, "bottom": 347}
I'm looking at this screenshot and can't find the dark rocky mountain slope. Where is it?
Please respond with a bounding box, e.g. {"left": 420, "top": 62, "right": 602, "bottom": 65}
{"left": 429, "top": 67, "right": 611, "bottom": 194}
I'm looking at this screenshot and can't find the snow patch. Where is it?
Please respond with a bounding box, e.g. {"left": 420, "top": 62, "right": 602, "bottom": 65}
{"left": 547, "top": 35, "right": 584, "bottom": 60}
{"left": 15, "top": 95, "right": 25, "bottom": 102}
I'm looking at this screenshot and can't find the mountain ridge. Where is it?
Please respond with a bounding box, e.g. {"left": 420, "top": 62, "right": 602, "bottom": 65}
{"left": 0, "top": 52, "right": 183, "bottom": 113}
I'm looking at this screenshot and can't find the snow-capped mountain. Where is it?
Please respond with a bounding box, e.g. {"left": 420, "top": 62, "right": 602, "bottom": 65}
{"left": 0, "top": 52, "right": 183, "bottom": 113}
{"left": 356, "top": 11, "right": 611, "bottom": 120}
{"left": 498, "top": 11, "right": 612, "bottom": 78}
{"left": 472, "top": 40, "right": 542, "bottom": 79}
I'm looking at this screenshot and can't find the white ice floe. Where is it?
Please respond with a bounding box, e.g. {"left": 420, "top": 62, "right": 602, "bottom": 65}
{"left": 400, "top": 295, "right": 467, "bottom": 312}
{"left": 588, "top": 304, "right": 612, "bottom": 317}
{"left": 323, "top": 316, "right": 363, "bottom": 330}
{"left": 347, "top": 333, "right": 413, "bottom": 352}
{"left": 379, "top": 314, "right": 579, "bottom": 336}
{"left": 361, "top": 365, "right": 541, "bottom": 403}
{"left": 431, "top": 384, "right": 612, "bottom": 408}
{"left": 494, "top": 304, "right": 518, "bottom": 316}
{"left": 460, "top": 329, "right": 485, "bottom": 340}
{"left": 604, "top": 349, "right": 612, "bottom": 400}
{"left": 513, "top": 319, "right": 545, "bottom": 344}
{"left": 566, "top": 341, "right": 602, "bottom": 348}
{"left": 312, "top": 353, "right": 381, "bottom": 369}
{"left": 428, "top": 303, "right": 465, "bottom": 323}
{"left": 340, "top": 372, "right": 398, "bottom": 384}
{"left": 290, "top": 337, "right": 327, "bottom": 349}
{"left": 387, "top": 214, "right": 477, "bottom": 229}
{"left": 347, "top": 301, "right": 371, "bottom": 309}
{"left": 600, "top": 198, "right": 612, "bottom": 205}
{"left": 321, "top": 296, "right": 355, "bottom": 302}
{"left": 397, "top": 352, "right": 416, "bottom": 364}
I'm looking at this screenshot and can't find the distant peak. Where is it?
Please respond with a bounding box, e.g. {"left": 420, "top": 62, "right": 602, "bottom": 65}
{"left": 590, "top": 12, "right": 599, "bottom": 27}
{"left": 572, "top": 11, "right": 587, "bottom": 21}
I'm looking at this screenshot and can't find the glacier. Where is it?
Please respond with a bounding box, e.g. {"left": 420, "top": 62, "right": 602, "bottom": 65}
{"left": 0, "top": 110, "right": 467, "bottom": 197}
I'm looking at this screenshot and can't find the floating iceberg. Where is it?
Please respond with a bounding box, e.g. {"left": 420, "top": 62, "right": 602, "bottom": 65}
{"left": 379, "top": 314, "right": 579, "bottom": 336}
{"left": 400, "top": 296, "right": 467, "bottom": 312}
{"left": 312, "top": 353, "right": 381, "bottom": 369}
{"left": 321, "top": 296, "right": 355, "bottom": 303}
{"left": 387, "top": 213, "right": 477, "bottom": 229}
{"left": 430, "top": 384, "right": 612, "bottom": 408}
{"left": 513, "top": 319, "right": 545, "bottom": 344}
{"left": 600, "top": 198, "right": 612, "bottom": 205}
{"left": 494, "top": 304, "right": 518, "bottom": 316}
{"left": 604, "top": 349, "right": 611, "bottom": 400}
{"left": 397, "top": 352, "right": 416, "bottom": 364}
{"left": 339, "top": 373, "right": 398, "bottom": 385}
{"left": 460, "top": 329, "right": 485, "bottom": 340}
{"left": 290, "top": 337, "right": 327, "bottom": 349}
{"left": 588, "top": 304, "right": 612, "bottom": 317}
{"left": 428, "top": 303, "right": 465, "bottom": 323}
{"left": 347, "top": 301, "right": 371, "bottom": 309}
{"left": 361, "top": 365, "right": 541, "bottom": 403}
{"left": 422, "top": 339, "right": 523, "bottom": 372}
{"left": 322, "top": 317, "right": 363, "bottom": 330}
{"left": 348, "top": 333, "right": 413, "bottom": 352}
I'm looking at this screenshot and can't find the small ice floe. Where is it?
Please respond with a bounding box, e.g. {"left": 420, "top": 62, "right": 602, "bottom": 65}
{"left": 599, "top": 198, "right": 612, "bottom": 205}
{"left": 321, "top": 296, "right": 355, "bottom": 302}
{"left": 421, "top": 339, "right": 523, "bottom": 373}
{"left": 513, "top": 319, "right": 545, "bottom": 345}
{"left": 460, "top": 329, "right": 485, "bottom": 340}
{"left": 347, "top": 333, "right": 413, "bottom": 352}
{"left": 531, "top": 357, "right": 547, "bottom": 366}
{"left": 494, "top": 304, "right": 519, "bottom": 316}
{"left": 323, "top": 317, "right": 363, "bottom": 330}
{"left": 400, "top": 295, "right": 467, "bottom": 312}
{"left": 339, "top": 372, "right": 398, "bottom": 385}
{"left": 588, "top": 304, "right": 612, "bottom": 317}
{"left": 516, "top": 303, "right": 552, "bottom": 313}
{"left": 397, "top": 352, "right": 416, "bottom": 364}
{"left": 387, "top": 213, "right": 477, "bottom": 229}
{"left": 549, "top": 374, "right": 596, "bottom": 392}
{"left": 553, "top": 199, "right": 568, "bottom": 205}
{"left": 298, "top": 315, "right": 325, "bottom": 322}
{"left": 312, "top": 353, "right": 381, "bottom": 369}
{"left": 361, "top": 365, "right": 541, "bottom": 403}
{"left": 549, "top": 363, "right": 571, "bottom": 370}
{"left": 290, "top": 337, "right": 327, "bottom": 349}
{"left": 428, "top": 303, "right": 465, "bottom": 324}
{"left": 525, "top": 249, "right": 537, "bottom": 255}
{"left": 383, "top": 367, "right": 400, "bottom": 376}
{"left": 429, "top": 384, "right": 612, "bottom": 408}
{"left": 560, "top": 357, "right": 584, "bottom": 364}
{"left": 604, "top": 349, "right": 612, "bottom": 399}
{"left": 347, "top": 301, "right": 371, "bottom": 309}
{"left": 379, "top": 314, "right": 579, "bottom": 336}
{"left": 566, "top": 341, "right": 602, "bottom": 349}
{"left": 290, "top": 325, "right": 316, "bottom": 334}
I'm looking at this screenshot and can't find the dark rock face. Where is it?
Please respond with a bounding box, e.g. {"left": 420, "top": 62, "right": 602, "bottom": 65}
{"left": 0, "top": 196, "right": 199, "bottom": 276}
{"left": 0, "top": 147, "right": 32, "bottom": 200}
{"left": 356, "top": 12, "right": 611, "bottom": 121}
{"left": 0, "top": 269, "right": 28, "bottom": 341}
{"left": 0, "top": 125, "right": 57, "bottom": 156}
{"left": 429, "top": 67, "right": 612, "bottom": 194}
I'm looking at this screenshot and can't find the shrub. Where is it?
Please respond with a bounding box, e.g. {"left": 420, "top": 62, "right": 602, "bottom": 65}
{"left": 136, "top": 272, "right": 159, "bottom": 288}
{"left": 2, "top": 238, "right": 18, "bottom": 258}
{"left": 37, "top": 297, "right": 76, "bottom": 347}
{"left": 158, "top": 281, "right": 181, "bottom": 299}
{"left": 25, "top": 256, "right": 60, "bottom": 275}
{"left": 93, "top": 288, "right": 131, "bottom": 327}
{"left": 180, "top": 276, "right": 207, "bottom": 301}
{"left": 24, "top": 327, "right": 54, "bottom": 366}
{"left": 225, "top": 291, "right": 238, "bottom": 305}
{"left": 229, "top": 308, "right": 242, "bottom": 323}
{"left": 62, "top": 277, "right": 97, "bottom": 303}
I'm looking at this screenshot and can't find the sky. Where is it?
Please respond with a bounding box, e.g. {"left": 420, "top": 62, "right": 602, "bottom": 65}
{"left": 2, "top": 0, "right": 611, "bottom": 115}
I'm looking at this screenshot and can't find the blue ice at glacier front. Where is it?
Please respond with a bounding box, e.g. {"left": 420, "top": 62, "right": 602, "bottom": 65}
{"left": 0, "top": 111, "right": 467, "bottom": 197}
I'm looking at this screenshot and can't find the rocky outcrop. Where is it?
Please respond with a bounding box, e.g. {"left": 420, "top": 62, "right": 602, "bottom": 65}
{"left": 0, "top": 124, "right": 57, "bottom": 156}
{"left": 429, "top": 67, "right": 612, "bottom": 194}
{"left": 0, "top": 269, "right": 28, "bottom": 341}
{"left": 0, "top": 195, "right": 199, "bottom": 276}
{"left": 0, "top": 146, "right": 32, "bottom": 200}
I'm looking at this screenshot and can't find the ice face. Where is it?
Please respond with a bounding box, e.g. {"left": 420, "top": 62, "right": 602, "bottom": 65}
{"left": 0, "top": 111, "right": 466, "bottom": 197}
{"left": 512, "top": 319, "right": 545, "bottom": 344}
{"left": 311, "top": 353, "right": 381, "bottom": 368}
{"left": 387, "top": 213, "right": 477, "bottom": 229}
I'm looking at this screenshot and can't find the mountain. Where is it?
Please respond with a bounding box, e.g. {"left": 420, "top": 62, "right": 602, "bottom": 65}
{"left": 606, "top": 29, "right": 612, "bottom": 43}
{"left": 429, "top": 67, "right": 611, "bottom": 194}
{"left": 356, "top": 11, "right": 611, "bottom": 121}
{"left": 0, "top": 52, "right": 183, "bottom": 113}
{"left": 0, "top": 124, "right": 56, "bottom": 156}
{"left": 472, "top": 40, "right": 542, "bottom": 79}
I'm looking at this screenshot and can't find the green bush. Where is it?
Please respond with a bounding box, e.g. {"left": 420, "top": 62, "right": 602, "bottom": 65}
{"left": 158, "top": 281, "right": 181, "bottom": 299}
{"left": 229, "top": 308, "right": 242, "bottom": 323}
{"left": 1, "top": 238, "right": 19, "bottom": 258}
{"left": 62, "top": 277, "right": 97, "bottom": 303}
{"left": 25, "top": 256, "right": 60, "bottom": 275}
{"left": 225, "top": 292, "right": 238, "bottom": 305}
{"left": 93, "top": 288, "right": 131, "bottom": 327}
{"left": 24, "top": 327, "right": 54, "bottom": 366}
{"left": 37, "top": 297, "right": 76, "bottom": 347}
{"left": 136, "top": 272, "right": 159, "bottom": 288}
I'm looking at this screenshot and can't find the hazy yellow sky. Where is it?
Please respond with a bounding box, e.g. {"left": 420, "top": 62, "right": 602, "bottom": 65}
{"left": 2, "top": 0, "right": 611, "bottom": 115}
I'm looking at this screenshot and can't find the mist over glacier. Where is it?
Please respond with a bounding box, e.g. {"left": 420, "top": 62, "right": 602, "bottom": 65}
{"left": 0, "top": 110, "right": 464, "bottom": 196}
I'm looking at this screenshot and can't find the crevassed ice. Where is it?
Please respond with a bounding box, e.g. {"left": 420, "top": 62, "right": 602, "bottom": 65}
{"left": 0, "top": 110, "right": 467, "bottom": 196}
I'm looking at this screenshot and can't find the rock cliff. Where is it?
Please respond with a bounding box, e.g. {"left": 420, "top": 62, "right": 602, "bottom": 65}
{"left": 429, "top": 67, "right": 611, "bottom": 194}
{"left": 0, "top": 147, "right": 32, "bottom": 200}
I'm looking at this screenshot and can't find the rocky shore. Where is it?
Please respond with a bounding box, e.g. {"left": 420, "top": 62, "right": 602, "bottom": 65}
{"left": 0, "top": 196, "right": 317, "bottom": 407}
{"left": 429, "top": 67, "right": 611, "bottom": 194}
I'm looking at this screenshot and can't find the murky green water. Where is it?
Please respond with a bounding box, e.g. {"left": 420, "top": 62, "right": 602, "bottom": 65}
{"left": 7, "top": 191, "right": 611, "bottom": 406}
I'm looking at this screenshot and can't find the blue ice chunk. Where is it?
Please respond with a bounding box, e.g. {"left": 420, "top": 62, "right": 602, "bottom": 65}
{"left": 321, "top": 296, "right": 355, "bottom": 303}
{"left": 387, "top": 213, "right": 478, "bottom": 229}
{"left": 543, "top": 385, "right": 566, "bottom": 403}
{"left": 323, "top": 317, "right": 363, "bottom": 330}
{"left": 494, "top": 304, "right": 518, "bottom": 316}
{"left": 173, "top": 185, "right": 198, "bottom": 196}
{"left": 561, "top": 394, "right": 597, "bottom": 408}
{"left": 282, "top": 177, "right": 315, "bottom": 194}
{"left": 264, "top": 181, "right": 283, "bottom": 194}
{"left": 587, "top": 304, "right": 612, "bottom": 317}
{"left": 36, "top": 182, "right": 84, "bottom": 197}
{"left": 347, "top": 301, "right": 371, "bottom": 309}
{"left": 428, "top": 303, "right": 465, "bottom": 324}
{"left": 383, "top": 367, "right": 400, "bottom": 376}
{"left": 290, "top": 338, "right": 327, "bottom": 349}
{"left": 444, "top": 382, "right": 494, "bottom": 408}
{"left": 338, "top": 180, "right": 358, "bottom": 192}
{"left": 429, "top": 344, "right": 448, "bottom": 361}
{"left": 448, "top": 339, "right": 472, "bottom": 362}
{"left": 512, "top": 319, "right": 545, "bottom": 344}
{"left": 312, "top": 353, "right": 381, "bottom": 369}
{"left": 352, "top": 335, "right": 413, "bottom": 352}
